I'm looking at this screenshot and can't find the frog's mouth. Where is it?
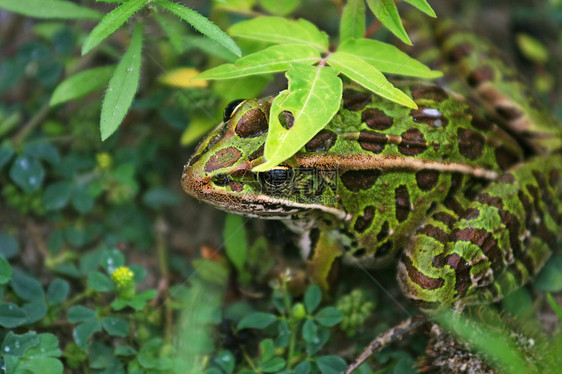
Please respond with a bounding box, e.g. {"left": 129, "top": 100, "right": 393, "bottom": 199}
{"left": 182, "top": 163, "right": 351, "bottom": 221}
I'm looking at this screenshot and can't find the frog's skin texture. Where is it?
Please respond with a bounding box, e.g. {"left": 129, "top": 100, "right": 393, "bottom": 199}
{"left": 182, "top": 22, "right": 562, "bottom": 310}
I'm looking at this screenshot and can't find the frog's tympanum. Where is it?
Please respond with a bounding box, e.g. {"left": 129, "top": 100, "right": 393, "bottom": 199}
{"left": 182, "top": 22, "right": 562, "bottom": 311}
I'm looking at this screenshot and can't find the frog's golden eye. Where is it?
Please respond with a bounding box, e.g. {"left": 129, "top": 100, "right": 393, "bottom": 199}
{"left": 223, "top": 99, "right": 246, "bottom": 123}
{"left": 258, "top": 166, "right": 294, "bottom": 188}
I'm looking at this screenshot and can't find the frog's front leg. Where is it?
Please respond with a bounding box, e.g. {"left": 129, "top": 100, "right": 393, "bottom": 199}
{"left": 398, "top": 155, "right": 562, "bottom": 309}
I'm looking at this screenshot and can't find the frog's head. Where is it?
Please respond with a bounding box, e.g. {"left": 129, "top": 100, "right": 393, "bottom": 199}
{"left": 182, "top": 98, "right": 346, "bottom": 220}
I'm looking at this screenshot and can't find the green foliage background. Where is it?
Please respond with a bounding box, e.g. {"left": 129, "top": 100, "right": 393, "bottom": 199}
{"left": 0, "top": 0, "right": 562, "bottom": 373}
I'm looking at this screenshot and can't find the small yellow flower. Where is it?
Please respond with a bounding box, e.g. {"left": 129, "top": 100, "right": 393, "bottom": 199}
{"left": 96, "top": 152, "right": 112, "bottom": 169}
{"left": 111, "top": 266, "right": 134, "bottom": 288}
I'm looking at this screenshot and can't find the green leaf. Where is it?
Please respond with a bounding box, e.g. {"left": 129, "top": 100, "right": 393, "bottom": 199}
{"left": 18, "top": 357, "right": 63, "bottom": 374}
{"left": 0, "top": 302, "right": 27, "bottom": 328}
{"left": 302, "top": 319, "right": 318, "bottom": 343}
{"left": 154, "top": 0, "right": 241, "bottom": 57}
{"left": 261, "top": 357, "right": 286, "bottom": 372}
{"left": 26, "top": 333, "right": 62, "bottom": 358}
{"left": 23, "top": 141, "right": 60, "bottom": 165}
{"left": 101, "top": 317, "right": 129, "bottom": 337}
{"left": 0, "top": 257, "right": 13, "bottom": 284}
{"left": 0, "top": 232, "right": 19, "bottom": 259}
{"left": 183, "top": 35, "right": 238, "bottom": 62}
{"left": 366, "top": 0, "right": 411, "bottom": 45}
{"left": 327, "top": 51, "right": 417, "bottom": 108}
{"left": 71, "top": 187, "right": 94, "bottom": 213}
{"left": 50, "top": 66, "right": 114, "bottom": 106}
{"left": 253, "top": 64, "right": 342, "bottom": 171}
{"left": 315, "top": 307, "right": 343, "bottom": 327}
{"left": 547, "top": 293, "right": 562, "bottom": 321}
{"left": 535, "top": 253, "right": 562, "bottom": 292}
{"left": 87, "top": 271, "right": 115, "bottom": 292}
{"left": 11, "top": 269, "right": 45, "bottom": 301}
{"left": 275, "top": 320, "right": 290, "bottom": 348}
{"left": 81, "top": 0, "right": 146, "bottom": 55}
{"left": 43, "top": 181, "right": 73, "bottom": 210}
{"left": 316, "top": 355, "right": 347, "bottom": 374}
{"left": 1, "top": 332, "right": 39, "bottom": 357}
{"left": 196, "top": 44, "right": 320, "bottom": 80}
{"left": 403, "top": 0, "right": 436, "bottom": 17}
{"left": 46, "top": 278, "right": 69, "bottom": 305}
{"left": 73, "top": 320, "right": 101, "bottom": 349}
{"left": 295, "top": 361, "right": 311, "bottom": 374}
{"left": 304, "top": 285, "right": 321, "bottom": 314}
{"left": 68, "top": 305, "right": 97, "bottom": 323}
{"left": 0, "top": 143, "right": 15, "bottom": 170}
{"left": 100, "top": 22, "right": 143, "bottom": 141}
{"left": 340, "top": 0, "right": 365, "bottom": 42}
{"left": 223, "top": 214, "right": 248, "bottom": 273}
{"left": 23, "top": 300, "right": 47, "bottom": 324}
{"left": 237, "top": 312, "right": 277, "bottom": 330}
{"left": 215, "top": 350, "right": 235, "bottom": 374}
{"left": 0, "top": 0, "right": 102, "bottom": 19}
{"left": 115, "top": 345, "right": 136, "bottom": 356}
{"left": 338, "top": 39, "right": 442, "bottom": 78}
{"left": 229, "top": 17, "right": 329, "bottom": 53}
{"left": 259, "top": 0, "right": 299, "bottom": 16}
{"left": 260, "top": 339, "right": 275, "bottom": 363}
{"left": 9, "top": 156, "right": 45, "bottom": 193}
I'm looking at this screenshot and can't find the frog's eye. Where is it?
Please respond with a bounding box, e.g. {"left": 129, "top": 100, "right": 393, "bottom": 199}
{"left": 223, "top": 99, "right": 246, "bottom": 123}
{"left": 258, "top": 166, "right": 294, "bottom": 188}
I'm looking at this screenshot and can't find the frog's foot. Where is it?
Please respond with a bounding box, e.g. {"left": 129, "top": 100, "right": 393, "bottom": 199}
{"left": 345, "top": 314, "right": 428, "bottom": 374}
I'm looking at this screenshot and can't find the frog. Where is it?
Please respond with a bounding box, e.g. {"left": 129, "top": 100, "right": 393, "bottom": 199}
{"left": 181, "top": 20, "right": 562, "bottom": 313}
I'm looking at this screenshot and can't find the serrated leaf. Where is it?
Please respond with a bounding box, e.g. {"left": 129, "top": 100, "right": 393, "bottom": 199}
{"left": 0, "top": 302, "right": 27, "bottom": 328}
{"left": 338, "top": 39, "right": 442, "bottom": 78}
{"left": 340, "top": 0, "right": 365, "bottom": 41}
{"left": 43, "top": 181, "right": 73, "bottom": 210}
{"left": 0, "top": 0, "right": 102, "bottom": 19}
{"left": 50, "top": 66, "right": 114, "bottom": 106}
{"left": 237, "top": 312, "right": 277, "bottom": 329}
{"left": 196, "top": 44, "right": 320, "bottom": 80}
{"left": 159, "top": 68, "right": 207, "bottom": 88}
{"left": 366, "top": 0, "right": 411, "bottom": 45}
{"left": 403, "top": 0, "right": 436, "bottom": 17}
{"left": 155, "top": 0, "right": 241, "bottom": 57}
{"left": 81, "top": 0, "right": 146, "bottom": 55}
{"left": 0, "top": 257, "right": 13, "bottom": 284}
{"left": 223, "top": 214, "right": 247, "bottom": 273}
{"left": 327, "top": 51, "right": 417, "bottom": 108}
{"left": 253, "top": 64, "right": 342, "bottom": 171}
{"left": 100, "top": 22, "right": 143, "bottom": 141}
{"left": 101, "top": 317, "right": 129, "bottom": 337}
{"left": 229, "top": 17, "right": 329, "bottom": 53}
{"left": 9, "top": 156, "right": 45, "bottom": 193}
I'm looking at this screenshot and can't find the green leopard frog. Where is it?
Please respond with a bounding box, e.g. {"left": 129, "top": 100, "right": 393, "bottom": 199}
{"left": 182, "top": 22, "right": 562, "bottom": 310}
